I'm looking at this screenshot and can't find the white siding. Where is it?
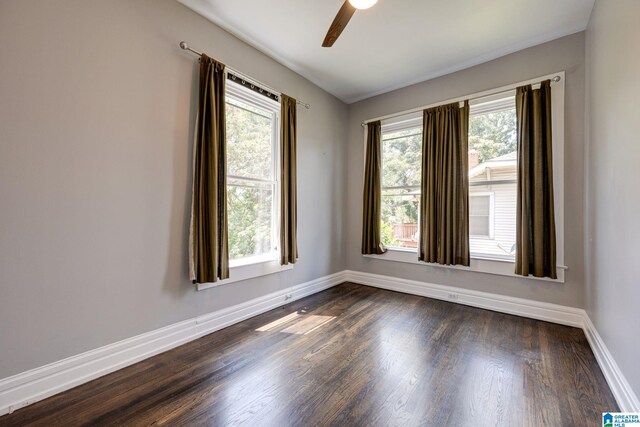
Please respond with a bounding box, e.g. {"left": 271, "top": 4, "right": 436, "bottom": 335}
{"left": 486, "top": 168, "right": 516, "bottom": 181}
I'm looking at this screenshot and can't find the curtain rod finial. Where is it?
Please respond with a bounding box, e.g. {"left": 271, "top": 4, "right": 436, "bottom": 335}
{"left": 179, "top": 41, "right": 188, "bottom": 50}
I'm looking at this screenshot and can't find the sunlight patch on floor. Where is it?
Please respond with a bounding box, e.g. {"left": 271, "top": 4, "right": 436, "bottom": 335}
{"left": 256, "top": 312, "right": 335, "bottom": 335}
{"left": 256, "top": 312, "right": 300, "bottom": 332}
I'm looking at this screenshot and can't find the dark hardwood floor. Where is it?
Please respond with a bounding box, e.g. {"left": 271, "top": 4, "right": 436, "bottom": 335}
{"left": 0, "top": 283, "right": 617, "bottom": 426}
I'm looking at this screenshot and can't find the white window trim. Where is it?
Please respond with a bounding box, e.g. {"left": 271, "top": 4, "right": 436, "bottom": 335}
{"left": 198, "top": 79, "right": 289, "bottom": 291}
{"left": 363, "top": 71, "right": 566, "bottom": 283}
{"left": 469, "top": 192, "right": 495, "bottom": 240}
{"left": 364, "top": 250, "right": 566, "bottom": 283}
{"left": 197, "top": 259, "right": 292, "bottom": 291}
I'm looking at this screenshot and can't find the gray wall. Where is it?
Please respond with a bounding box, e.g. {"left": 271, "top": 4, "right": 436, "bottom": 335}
{"left": 0, "top": 0, "right": 348, "bottom": 379}
{"left": 585, "top": 0, "right": 640, "bottom": 400}
{"left": 3, "top": 0, "right": 637, "bottom": 398}
{"left": 346, "top": 33, "right": 586, "bottom": 307}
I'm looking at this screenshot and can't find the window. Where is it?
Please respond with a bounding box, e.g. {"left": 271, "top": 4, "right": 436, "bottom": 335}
{"left": 380, "top": 118, "right": 422, "bottom": 250}
{"left": 377, "top": 99, "right": 518, "bottom": 258}
{"left": 369, "top": 72, "right": 565, "bottom": 282}
{"left": 469, "top": 193, "right": 494, "bottom": 238}
{"left": 225, "top": 82, "right": 280, "bottom": 267}
{"left": 468, "top": 95, "right": 517, "bottom": 260}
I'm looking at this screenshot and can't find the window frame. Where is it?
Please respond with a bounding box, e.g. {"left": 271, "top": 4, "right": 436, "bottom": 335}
{"left": 198, "top": 79, "right": 291, "bottom": 291}
{"left": 469, "top": 192, "right": 495, "bottom": 239}
{"left": 365, "top": 71, "right": 566, "bottom": 283}
{"left": 379, "top": 116, "right": 423, "bottom": 251}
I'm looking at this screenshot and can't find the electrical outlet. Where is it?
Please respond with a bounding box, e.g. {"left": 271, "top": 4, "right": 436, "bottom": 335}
{"left": 447, "top": 293, "right": 459, "bottom": 301}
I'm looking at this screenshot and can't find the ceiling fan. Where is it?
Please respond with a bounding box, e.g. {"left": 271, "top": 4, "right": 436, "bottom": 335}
{"left": 322, "top": 0, "right": 378, "bottom": 47}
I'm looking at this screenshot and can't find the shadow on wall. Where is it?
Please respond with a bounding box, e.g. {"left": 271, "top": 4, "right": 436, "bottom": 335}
{"left": 162, "top": 59, "right": 199, "bottom": 299}
{"left": 331, "top": 135, "right": 345, "bottom": 274}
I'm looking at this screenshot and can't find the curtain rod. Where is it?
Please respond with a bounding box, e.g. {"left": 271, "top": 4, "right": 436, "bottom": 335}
{"left": 360, "top": 74, "right": 562, "bottom": 127}
{"left": 179, "top": 42, "right": 311, "bottom": 110}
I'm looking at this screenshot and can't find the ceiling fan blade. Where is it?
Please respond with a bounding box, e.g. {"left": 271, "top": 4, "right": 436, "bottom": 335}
{"left": 322, "top": 1, "right": 356, "bottom": 47}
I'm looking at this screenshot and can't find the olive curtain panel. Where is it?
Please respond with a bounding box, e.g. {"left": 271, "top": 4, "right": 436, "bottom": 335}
{"left": 419, "top": 101, "right": 470, "bottom": 266}
{"left": 280, "top": 94, "right": 298, "bottom": 265}
{"left": 515, "top": 80, "right": 557, "bottom": 279}
{"left": 189, "top": 54, "right": 229, "bottom": 284}
{"left": 361, "top": 121, "right": 386, "bottom": 255}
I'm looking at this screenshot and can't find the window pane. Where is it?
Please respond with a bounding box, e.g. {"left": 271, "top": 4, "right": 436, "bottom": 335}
{"left": 381, "top": 189, "right": 419, "bottom": 249}
{"left": 468, "top": 108, "right": 517, "bottom": 167}
{"left": 470, "top": 215, "right": 489, "bottom": 237}
{"left": 226, "top": 97, "right": 272, "bottom": 180}
{"left": 468, "top": 101, "right": 517, "bottom": 258}
{"left": 470, "top": 195, "right": 490, "bottom": 216}
{"left": 382, "top": 128, "right": 422, "bottom": 188}
{"left": 227, "top": 181, "right": 273, "bottom": 260}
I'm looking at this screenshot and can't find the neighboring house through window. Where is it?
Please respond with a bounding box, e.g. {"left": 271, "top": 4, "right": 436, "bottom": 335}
{"left": 468, "top": 95, "right": 517, "bottom": 260}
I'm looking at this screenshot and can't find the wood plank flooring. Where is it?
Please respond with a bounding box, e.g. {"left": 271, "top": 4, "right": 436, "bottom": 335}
{"left": 0, "top": 283, "right": 617, "bottom": 426}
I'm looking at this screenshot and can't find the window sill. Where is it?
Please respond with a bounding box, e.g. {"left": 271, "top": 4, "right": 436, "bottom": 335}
{"left": 197, "top": 258, "right": 293, "bottom": 291}
{"left": 229, "top": 252, "right": 279, "bottom": 268}
{"left": 364, "top": 248, "right": 566, "bottom": 283}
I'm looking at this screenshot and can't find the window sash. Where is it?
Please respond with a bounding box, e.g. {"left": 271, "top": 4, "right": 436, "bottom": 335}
{"left": 381, "top": 125, "right": 423, "bottom": 190}
{"left": 227, "top": 181, "right": 277, "bottom": 261}
{"left": 382, "top": 185, "right": 420, "bottom": 192}
{"left": 228, "top": 175, "right": 276, "bottom": 185}
{"left": 381, "top": 192, "right": 421, "bottom": 250}
{"left": 382, "top": 132, "right": 422, "bottom": 142}
{"left": 226, "top": 99, "right": 272, "bottom": 120}
{"left": 225, "top": 84, "right": 280, "bottom": 266}
{"left": 225, "top": 99, "right": 276, "bottom": 181}
{"left": 468, "top": 99, "right": 513, "bottom": 245}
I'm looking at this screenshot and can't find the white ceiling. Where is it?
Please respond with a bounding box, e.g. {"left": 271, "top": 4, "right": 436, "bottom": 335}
{"left": 178, "top": 0, "right": 594, "bottom": 104}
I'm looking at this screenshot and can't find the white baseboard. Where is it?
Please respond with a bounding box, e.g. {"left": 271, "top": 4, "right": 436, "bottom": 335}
{"left": 344, "top": 270, "right": 585, "bottom": 327}
{"left": 582, "top": 315, "right": 640, "bottom": 412}
{"left": 344, "top": 269, "right": 639, "bottom": 412}
{"left": 0, "top": 271, "right": 346, "bottom": 416}
{"left": 1, "top": 269, "right": 637, "bottom": 417}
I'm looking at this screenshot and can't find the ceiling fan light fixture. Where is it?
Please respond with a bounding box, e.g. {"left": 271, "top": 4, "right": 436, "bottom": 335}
{"left": 348, "top": 0, "right": 378, "bottom": 10}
